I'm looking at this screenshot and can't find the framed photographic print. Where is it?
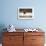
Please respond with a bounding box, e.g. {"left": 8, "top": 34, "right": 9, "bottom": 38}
{"left": 18, "top": 7, "right": 34, "bottom": 19}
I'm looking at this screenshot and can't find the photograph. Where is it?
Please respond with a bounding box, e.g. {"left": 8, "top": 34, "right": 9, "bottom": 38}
{"left": 18, "top": 7, "right": 34, "bottom": 19}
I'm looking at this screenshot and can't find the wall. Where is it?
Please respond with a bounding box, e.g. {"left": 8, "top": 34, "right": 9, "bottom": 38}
{"left": 0, "top": 0, "right": 46, "bottom": 43}
{"left": 0, "top": 0, "right": 46, "bottom": 29}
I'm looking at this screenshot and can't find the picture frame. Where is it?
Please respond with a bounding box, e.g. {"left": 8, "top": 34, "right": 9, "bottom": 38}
{"left": 18, "top": 7, "right": 34, "bottom": 19}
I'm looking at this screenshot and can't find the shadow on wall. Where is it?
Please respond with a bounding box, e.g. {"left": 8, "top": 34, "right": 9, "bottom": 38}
{"left": 0, "top": 24, "right": 7, "bottom": 43}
